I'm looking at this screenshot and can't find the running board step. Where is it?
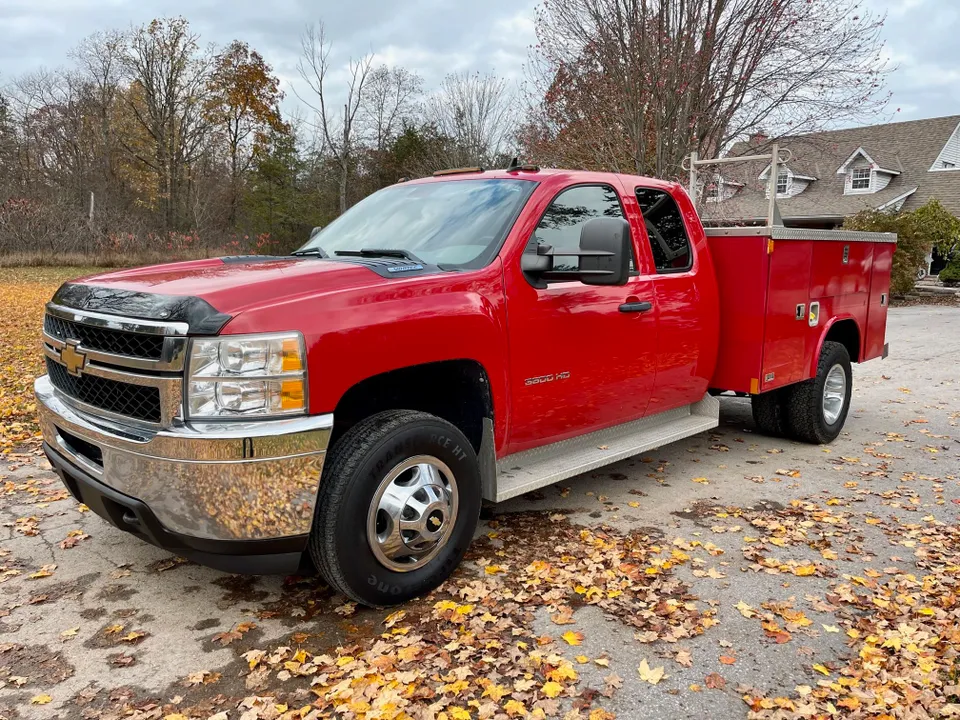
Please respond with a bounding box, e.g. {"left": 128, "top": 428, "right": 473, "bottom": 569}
{"left": 493, "top": 394, "right": 719, "bottom": 502}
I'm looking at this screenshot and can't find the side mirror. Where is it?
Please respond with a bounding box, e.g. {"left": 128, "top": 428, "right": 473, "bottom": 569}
{"left": 578, "top": 217, "right": 631, "bottom": 286}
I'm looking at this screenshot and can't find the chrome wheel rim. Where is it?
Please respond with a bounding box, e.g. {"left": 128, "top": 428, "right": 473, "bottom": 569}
{"left": 822, "top": 364, "right": 847, "bottom": 425}
{"left": 367, "top": 455, "right": 458, "bottom": 573}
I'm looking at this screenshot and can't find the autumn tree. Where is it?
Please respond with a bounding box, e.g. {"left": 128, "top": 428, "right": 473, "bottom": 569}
{"left": 206, "top": 40, "right": 286, "bottom": 225}
{"left": 121, "top": 17, "right": 214, "bottom": 228}
{"left": 525, "top": 0, "right": 891, "bottom": 178}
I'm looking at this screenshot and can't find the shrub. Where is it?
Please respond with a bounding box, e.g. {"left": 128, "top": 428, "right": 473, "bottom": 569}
{"left": 844, "top": 200, "right": 960, "bottom": 295}
{"left": 940, "top": 257, "right": 960, "bottom": 287}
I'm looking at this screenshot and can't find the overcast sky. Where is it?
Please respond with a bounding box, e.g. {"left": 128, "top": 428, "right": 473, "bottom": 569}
{"left": 1, "top": 0, "right": 957, "bottom": 125}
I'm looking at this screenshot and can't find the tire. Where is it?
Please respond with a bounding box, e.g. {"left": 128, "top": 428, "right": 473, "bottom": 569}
{"left": 310, "top": 410, "right": 481, "bottom": 607}
{"left": 751, "top": 389, "right": 790, "bottom": 437}
{"left": 783, "top": 341, "right": 852, "bottom": 444}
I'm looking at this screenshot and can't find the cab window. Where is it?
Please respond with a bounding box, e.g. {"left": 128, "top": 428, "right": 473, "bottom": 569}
{"left": 530, "top": 184, "right": 632, "bottom": 272}
{"left": 635, "top": 187, "right": 692, "bottom": 272}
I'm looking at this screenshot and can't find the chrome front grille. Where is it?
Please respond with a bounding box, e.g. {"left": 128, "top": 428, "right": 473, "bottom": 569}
{"left": 42, "top": 304, "right": 188, "bottom": 428}
{"left": 46, "top": 357, "right": 163, "bottom": 422}
{"left": 44, "top": 314, "right": 165, "bottom": 360}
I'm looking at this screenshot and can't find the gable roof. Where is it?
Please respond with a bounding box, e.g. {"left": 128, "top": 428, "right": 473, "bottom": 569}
{"left": 700, "top": 114, "right": 960, "bottom": 224}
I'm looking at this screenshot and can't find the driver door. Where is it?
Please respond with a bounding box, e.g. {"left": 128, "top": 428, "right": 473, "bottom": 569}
{"left": 505, "top": 182, "right": 660, "bottom": 454}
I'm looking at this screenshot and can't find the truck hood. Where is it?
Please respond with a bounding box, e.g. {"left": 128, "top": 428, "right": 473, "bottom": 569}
{"left": 53, "top": 256, "right": 391, "bottom": 326}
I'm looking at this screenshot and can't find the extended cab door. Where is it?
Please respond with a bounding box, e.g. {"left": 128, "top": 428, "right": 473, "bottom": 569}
{"left": 504, "top": 182, "right": 660, "bottom": 454}
{"left": 631, "top": 185, "right": 719, "bottom": 415}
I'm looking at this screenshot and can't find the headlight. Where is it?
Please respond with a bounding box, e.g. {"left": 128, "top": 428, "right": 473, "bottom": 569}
{"left": 186, "top": 332, "right": 307, "bottom": 418}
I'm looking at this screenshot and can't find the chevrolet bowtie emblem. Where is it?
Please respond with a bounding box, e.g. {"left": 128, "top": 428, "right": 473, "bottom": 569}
{"left": 59, "top": 341, "right": 88, "bottom": 376}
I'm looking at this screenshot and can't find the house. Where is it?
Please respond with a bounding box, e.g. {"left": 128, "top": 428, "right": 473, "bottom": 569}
{"left": 700, "top": 115, "right": 960, "bottom": 275}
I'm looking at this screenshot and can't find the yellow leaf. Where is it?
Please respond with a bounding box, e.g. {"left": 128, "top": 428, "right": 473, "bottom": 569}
{"left": 735, "top": 601, "right": 757, "bottom": 618}
{"left": 60, "top": 626, "right": 80, "bottom": 638}
{"left": 541, "top": 681, "right": 563, "bottom": 698}
{"left": 448, "top": 707, "right": 472, "bottom": 720}
{"left": 822, "top": 625, "right": 840, "bottom": 633}
{"left": 575, "top": 655, "right": 589, "bottom": 664}
{"left": 812, "top": 664, "right": 831, "bottom": 676}
{"left": 594, "top": 658, "right": 610, "bottom": 667}
{"left": 482, "top": 684, "right": 509, "bottom": 701}
{"left": 561, "top": 631, "right": 584, "bottom": 646}
{"left": 628, "top": 501, "right": 641, "bottom": 508}
{"left": 504, "top": 699, "right": 527, "bottom": 717}
{"left": 638, "top": 659, "right": 666, "bottom": 685}
{"left": 164, "top": 715, "right": 189, "bottom": 720}
{"left": 485, "top": 565, "right": 506, "bottom": 575}
{"left": 443, "top": 679, "right": 470, "bottom": 695}
{"left": 692, "top": 477, "right": 709, "bottom": 484}
{"left": 336, "top": 655, "right": 355, "bottom": 666}
{"left": 384, "top": 610, "right": 406, "bottom": 627}
{"left": 31, "top": 694, "right": 53, "bottom": 705}
{"left": 793, "top": 564, "right": 817, "bottom": 577}
{"left": 28, "top": 564, "right": 56, "bottom": 579}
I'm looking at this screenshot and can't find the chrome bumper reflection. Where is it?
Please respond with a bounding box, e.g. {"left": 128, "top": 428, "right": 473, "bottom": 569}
{"left": 35, "top": 375, "right": 332, "bottom": 542}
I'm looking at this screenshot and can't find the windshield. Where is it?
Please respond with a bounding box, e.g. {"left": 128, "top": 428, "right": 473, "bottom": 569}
{"left": 296, "top": 178, "right": 536, "bottom": 269}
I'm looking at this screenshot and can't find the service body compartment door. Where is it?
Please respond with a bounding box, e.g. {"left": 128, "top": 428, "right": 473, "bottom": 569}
{"left": 762, "top": 240, "right": 813, "bottom": 390}
{"left": 864, "top": 243, "right": 893, "bottom": 360}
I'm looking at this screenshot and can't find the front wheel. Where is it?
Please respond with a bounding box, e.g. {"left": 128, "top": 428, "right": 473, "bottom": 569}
{"left": 310, "top": 410, "right": 481, "bottom": 607}
{"left": 783, "top": 341, "right": 853, "bottom": 444}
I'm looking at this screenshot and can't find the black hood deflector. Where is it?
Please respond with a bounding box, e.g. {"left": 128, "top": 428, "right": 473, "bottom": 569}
{"left": 51, "top": 284, "right": 232, "bottom": 335}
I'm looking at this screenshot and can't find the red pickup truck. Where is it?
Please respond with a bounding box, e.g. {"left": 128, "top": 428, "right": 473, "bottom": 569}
{"left": 36, "top": 167, "right": 894, "bottom": 606}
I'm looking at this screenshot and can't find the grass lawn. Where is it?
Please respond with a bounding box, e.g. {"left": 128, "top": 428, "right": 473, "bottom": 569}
{"left": 0, "top": 267, "right": 98, "bottom": 454}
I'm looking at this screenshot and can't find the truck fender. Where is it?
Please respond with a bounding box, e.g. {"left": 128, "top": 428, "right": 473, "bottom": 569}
{"left": 810, "top": 314, "right": 862, "bottom": 376}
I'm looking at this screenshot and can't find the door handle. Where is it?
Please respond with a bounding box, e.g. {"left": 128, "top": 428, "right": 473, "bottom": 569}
{"left": 619, "top": 301, "right": 653, "bottom": 313}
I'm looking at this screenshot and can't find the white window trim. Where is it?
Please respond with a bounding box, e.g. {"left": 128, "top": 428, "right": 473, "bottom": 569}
{"left": 776, "top": 172, "right": 790, "bottom": 196}
{"left": 851, "top": 168, "right": 872, "bottom": 191}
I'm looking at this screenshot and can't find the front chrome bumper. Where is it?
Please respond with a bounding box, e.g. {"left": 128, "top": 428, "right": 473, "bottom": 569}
{"left": 35, "top": 375, "right": 332, "bottom": 543}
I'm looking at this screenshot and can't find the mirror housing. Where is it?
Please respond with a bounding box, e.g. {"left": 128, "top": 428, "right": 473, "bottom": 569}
{"left": 521, "top": 217, "right": 632, "bottom": 287}
{"left": 578, "top": 217, "right": 631, "bottom": 286}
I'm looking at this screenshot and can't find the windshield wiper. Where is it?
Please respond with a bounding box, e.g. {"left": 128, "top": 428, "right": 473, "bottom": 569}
{"left": 291, "top": 246, "right": 328, "bottom": 258}
{"left": 334, "top": 248, "right": 425, "bottom": 264}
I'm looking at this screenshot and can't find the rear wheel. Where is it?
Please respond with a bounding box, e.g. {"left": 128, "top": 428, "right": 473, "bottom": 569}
{"left": 310, "top": 410, "right": 481, "bottom": 607}
{"left": 751, "top": 389, "right": 789, "bottom": 437}
{"left": 783, "top": 341, "right": 852, "bottom": 444}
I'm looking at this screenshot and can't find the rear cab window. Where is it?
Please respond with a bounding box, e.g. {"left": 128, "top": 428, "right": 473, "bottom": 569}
{"left": 635, "top": 187, "right": 692, "bottom": 272}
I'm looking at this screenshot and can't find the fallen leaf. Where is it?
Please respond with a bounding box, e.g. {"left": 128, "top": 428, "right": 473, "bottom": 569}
{"left": 638, "top": 659, "right": 666, "bottom": 685}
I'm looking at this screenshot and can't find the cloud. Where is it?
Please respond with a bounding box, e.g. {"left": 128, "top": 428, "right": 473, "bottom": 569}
{"left": 2, "top": 0, "right": 957, "bottom": 124}
{"left": 0, "top": 0, "right": 539, "bottom": 110}
{"left": 865, "top": 0, "right": 960, "bottom": 119}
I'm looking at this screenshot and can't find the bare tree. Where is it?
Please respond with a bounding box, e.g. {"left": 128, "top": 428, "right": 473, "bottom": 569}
{"left": 362, "top": 65, "right": 422, "bottom": 152}
{"left": 297, "top": 21, "right": 374, "bottom": 214}
{"left": 69, "top": 30, "right": 125, "bottom": 183}
{"left": 425, "top": 71, "right": 519, "bottom": 169}
{"left": 526, "top": 0, "right": 891, "bottom": 178}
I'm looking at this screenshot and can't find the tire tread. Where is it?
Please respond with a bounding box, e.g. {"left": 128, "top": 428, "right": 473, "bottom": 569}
{"left": 310, "top": 410, "right": 470, "bottom": 606}
{"left": 784, "top": 341, "right": 851, "bottom": 445}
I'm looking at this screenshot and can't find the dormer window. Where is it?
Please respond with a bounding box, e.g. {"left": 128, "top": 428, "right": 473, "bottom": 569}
{"left": 838, "top": 147, "right": 900, "bottom": 194}
{"left": 851, "top": 168, "right": 871, "bottom": 190}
